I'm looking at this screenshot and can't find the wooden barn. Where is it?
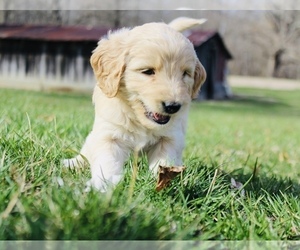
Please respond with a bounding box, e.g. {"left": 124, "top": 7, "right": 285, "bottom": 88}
{"left": 187, "top": 31, "right": 233, "bottom": 99}
{"left": 0, "top": 24, "right": 232, "bottom": 99}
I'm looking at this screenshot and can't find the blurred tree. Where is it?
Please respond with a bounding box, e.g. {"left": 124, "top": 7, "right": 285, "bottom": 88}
{"left": 265, "top": 1, "right": 300, "bottom": 77}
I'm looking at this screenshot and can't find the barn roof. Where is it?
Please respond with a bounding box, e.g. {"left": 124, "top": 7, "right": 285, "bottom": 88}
{"left": 187, "top": 30, "right": 233, "bottom": 59}
{"left": 0, "top": 24, "right": 109, "bottom": 42}
{"left": 186, "top": 30, "right": 216, "bottom": 46}
{"left": 0, "top": 24, "right": 232, "bottom": 58}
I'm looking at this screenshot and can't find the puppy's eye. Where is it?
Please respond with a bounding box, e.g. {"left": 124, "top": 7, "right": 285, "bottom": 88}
{"left": 183, "top": 70, "right": 191, "bottom": 77}
{"left": 142, "top": 69, "right": 155, "bottom": 75}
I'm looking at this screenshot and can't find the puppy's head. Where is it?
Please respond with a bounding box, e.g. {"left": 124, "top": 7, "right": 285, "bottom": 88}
{"left": 90, "top": 22, "right": 206, "bottom": 128}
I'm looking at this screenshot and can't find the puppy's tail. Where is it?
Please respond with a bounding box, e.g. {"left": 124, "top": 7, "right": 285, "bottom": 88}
{"left": 63, "top": 154, "right": 87, "bottom": 169}
{"left": 168, "top": 17, "right": 207, "bottom": 32}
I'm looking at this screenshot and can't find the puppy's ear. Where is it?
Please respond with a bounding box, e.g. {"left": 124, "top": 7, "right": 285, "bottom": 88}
{"left": 90, "top": 30, "right": 128, "bottom": 98}
{"left": 168, "top": 17, "right": 207, "bottom": 32}
{"left": 192, "top": 60, "right": 206, "bottom": 99}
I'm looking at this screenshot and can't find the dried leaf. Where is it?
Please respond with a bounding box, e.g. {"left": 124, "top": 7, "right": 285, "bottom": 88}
{"left": 156, "top": 166, "right": 185, "bottom": 191}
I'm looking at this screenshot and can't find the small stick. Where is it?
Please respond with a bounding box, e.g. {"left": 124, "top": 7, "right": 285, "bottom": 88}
{"left": 206, "top": 169, "right": 218, "bottom": 197}
{"left": 1, "top": 173, "right": 25, "bottom": 219}
{"left": 128, "top": 149, "right": 139, "bottom": 203}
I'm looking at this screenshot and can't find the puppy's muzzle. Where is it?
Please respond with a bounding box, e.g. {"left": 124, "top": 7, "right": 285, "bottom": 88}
{"left": 142, "top": 101, "right": 181, "bottom": 125}
{"left": 162, "top": 102, "right": 181, "bottom": 114}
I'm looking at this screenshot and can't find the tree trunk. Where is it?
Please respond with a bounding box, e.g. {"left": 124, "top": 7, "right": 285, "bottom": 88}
{"left": 273, "top": 48, "right": 285, "bottom": 78}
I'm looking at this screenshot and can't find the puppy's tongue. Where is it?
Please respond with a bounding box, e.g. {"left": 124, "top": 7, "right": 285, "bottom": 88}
{"left": 153, "top": 112, "right": 164, "bottom": 120}
{"left": 153, "top": 112, "right": 170, "bottom": 124}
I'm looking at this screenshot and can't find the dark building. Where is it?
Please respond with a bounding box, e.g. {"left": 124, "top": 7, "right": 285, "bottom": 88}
{"left": 0, "top": 24, "right": 232, "bottom": 99}
{"left": 187, "top": 31, "right": 233, "bottom": 99}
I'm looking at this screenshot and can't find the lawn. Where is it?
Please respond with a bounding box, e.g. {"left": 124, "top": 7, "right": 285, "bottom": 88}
{"left": 0, "top": 86, "right": 300, "bottom": 241}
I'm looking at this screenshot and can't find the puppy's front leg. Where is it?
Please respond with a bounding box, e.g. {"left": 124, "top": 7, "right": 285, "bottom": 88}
{"left": 147, "top": 136, "right": 184, "bottom": 175}
{"left": 86, "top": 141, "right": 130, "bottom": 192}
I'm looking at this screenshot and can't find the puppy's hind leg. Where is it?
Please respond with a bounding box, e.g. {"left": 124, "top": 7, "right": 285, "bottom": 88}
{"left": 63, "top": 139, "right": 90, "bottom": 169}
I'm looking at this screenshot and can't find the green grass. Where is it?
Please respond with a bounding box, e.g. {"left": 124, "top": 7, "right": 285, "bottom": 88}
{"left": 0, "top": 87, "right": 300, "bottom": 240}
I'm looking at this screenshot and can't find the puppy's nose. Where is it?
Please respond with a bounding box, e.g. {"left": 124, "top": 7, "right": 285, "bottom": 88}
{"left": 162, "top": 102, "right": 181, "bottom": 114}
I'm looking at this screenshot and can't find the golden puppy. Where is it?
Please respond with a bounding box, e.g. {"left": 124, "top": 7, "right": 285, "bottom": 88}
{"left": 64, "top": 18, "right": 206, "bottom": 191}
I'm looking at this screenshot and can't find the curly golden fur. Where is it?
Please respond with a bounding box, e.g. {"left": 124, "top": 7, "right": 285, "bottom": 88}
{"left": 64, "top": 19, "right": 206, "bottom": 191}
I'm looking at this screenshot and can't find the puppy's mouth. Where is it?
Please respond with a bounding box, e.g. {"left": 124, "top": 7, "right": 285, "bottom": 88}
{"left": 146, "top": 111, "right": 171, "bottom": 125}
{"left": 142, "top": 103, "right": 170, "bottom": 125}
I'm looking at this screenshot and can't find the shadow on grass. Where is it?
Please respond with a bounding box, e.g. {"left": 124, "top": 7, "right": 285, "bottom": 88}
{"left": 230, "top": 94, "right": 289, "bottom": 107}
{"left": 194, "top": 93, "right": 299, "bottom": 117}
{"left": 166, "top": 161, "right": 300, "bottom": 239}
{"left": 178, "top": 159, "right": 300, "bottom": 200}
{"left": 229, "top": 168, "right": 300, "bottom": 197}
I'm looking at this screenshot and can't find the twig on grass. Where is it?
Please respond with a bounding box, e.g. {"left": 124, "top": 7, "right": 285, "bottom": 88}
{"left": 206, "top": 169, "right": 218, "bottom": 197}
{"left": 0, "top": 150, "right": 6, "bottom": 169}
{"left": 128, "top": 149, "right": 139, "bottom": 204}
{"left": 0, "top": 172, "right": 25, "bottom": 220}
